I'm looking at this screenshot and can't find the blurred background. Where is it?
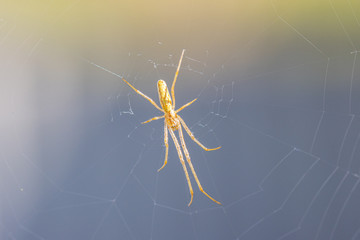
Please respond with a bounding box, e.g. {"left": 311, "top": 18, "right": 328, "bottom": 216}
{"left": 1, "top": 0, "right": 360, "bottom": 239}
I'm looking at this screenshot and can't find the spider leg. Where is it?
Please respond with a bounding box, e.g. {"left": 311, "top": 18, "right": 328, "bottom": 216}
{"left": 178, "top": 125, "right": 221, "bottom": 205}
{"left": 168, "top": 128, "right": 194, "bottom": 206}
{"left": 158, "top": 122, "right": 169, "bottom": 172}
{"left": 142, "top": 115, "right": 164, "bottom": 124}
{"left": 171, "top": 49, "right": 185, "bottom": 109}
{"left": 175, "top": 98, "right": 197, "bottom": 114}
{"left": 178, "top": 116, "right": 221, "bottom": 151}
{"left": 122, "top": 78, "right": 164, "bottom": 112}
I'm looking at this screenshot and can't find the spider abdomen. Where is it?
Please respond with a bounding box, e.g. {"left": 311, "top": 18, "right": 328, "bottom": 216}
{"left": 157, "top": 80, "right": 173, "bottom": 113}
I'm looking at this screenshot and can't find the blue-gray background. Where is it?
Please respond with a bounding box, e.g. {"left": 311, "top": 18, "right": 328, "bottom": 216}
{"left": 1, "top": 0, "right": 360, "bottom": 239}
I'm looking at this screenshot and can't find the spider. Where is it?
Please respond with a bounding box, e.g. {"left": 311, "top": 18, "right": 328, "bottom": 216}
{"left": 122, "top": 49, "right": 221, "bottom": 206}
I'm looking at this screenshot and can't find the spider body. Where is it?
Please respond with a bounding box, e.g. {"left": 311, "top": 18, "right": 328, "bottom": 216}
{"left": 122, "top": 50, "right": 221, "bottom": 206}
{"left": 157, "top": 80, "right": 179, "bottom": 130}
{"left": 157, "top": 80, "right": 173, "bottom": 112}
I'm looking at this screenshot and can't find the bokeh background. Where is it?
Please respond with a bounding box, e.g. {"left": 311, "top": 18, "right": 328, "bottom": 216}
{"left": 1, "top": 0, "right": 360, "bottom": 239}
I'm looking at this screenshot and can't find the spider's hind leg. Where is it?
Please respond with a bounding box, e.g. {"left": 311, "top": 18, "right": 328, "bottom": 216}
{"left": 122, "top": 78, "right": 164, "bottom": 112}
{"left": 175, "top": 98, "right": 197, "bottom": 114}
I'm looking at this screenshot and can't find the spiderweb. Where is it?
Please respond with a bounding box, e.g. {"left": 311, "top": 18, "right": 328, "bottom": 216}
{"left": 1, "top": 0, "right": 360, "bottom": 239}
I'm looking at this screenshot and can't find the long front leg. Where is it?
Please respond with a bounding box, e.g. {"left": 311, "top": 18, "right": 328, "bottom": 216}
{"left": 158, "top": 122, "right": 169, "bottom": 172}
{"left": 168, "top": 128, "right": 194, "bottom": 206}
{"left": 178, "top": 125, "right": 221, "bottom": 205}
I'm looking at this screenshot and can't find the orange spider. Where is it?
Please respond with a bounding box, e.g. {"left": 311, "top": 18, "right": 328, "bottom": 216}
{"left": 122, "top": 49, "right": 221, "bottom": 206}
